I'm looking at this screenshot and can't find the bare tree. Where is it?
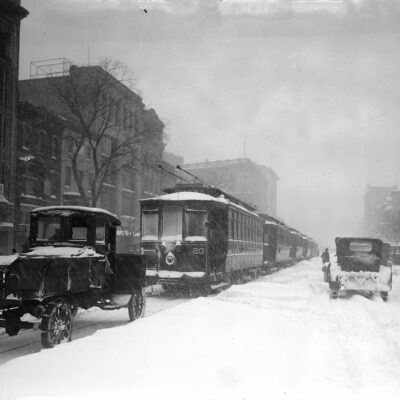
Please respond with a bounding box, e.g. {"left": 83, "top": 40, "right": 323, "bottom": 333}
{"left": 49, "top": 58, "right": 162, "bottom": 207}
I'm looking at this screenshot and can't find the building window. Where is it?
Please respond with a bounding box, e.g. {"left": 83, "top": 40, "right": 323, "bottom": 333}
{"left": 30, "top": 129, "right": 38, "bottom": 152}
{"left": 102, "top": 156, "right": 116, "bottom": 186}
{"left": 122, "top": 167, "right": 129, "bottom": 189}
{"left": 100, "top": 94, "right": 108, "bottom": 119}
{"left": 19, "top": 121, "right": 32, "bottom": 148}
{"left": 52, "top": 136, "right": 59, "bottom": 157}
{"left": 110, "top": 163, "right": 117, "bottom": 185}
{"left": 114, "top": 101, "right": 120, "bottom": 125}
{"left": 88, "top": 173, "right": 94, "bottom": 192}
{"left": 111, "top": 137, "right": 117, "bottom": 155}
{"left": 123, "top": 107, "right": 128, "bottom": 129}
{"left": 101, "top": 136, "right": 111, "bottom": 155}
{"left": 25, "top": 176, "right": 36, "bottom": 196}
{"left": 25, "top": 176, "right": 43, "bottom": 197}
{"left": 101, "top": 188, "right": 116, "bottom": 213}
{"left": 66, "top": 137, "right": 74, "bottom": 154}
{"left": 128, "top": 111, "right": 134, "bottom": 130}
{"left": 23, "top": 211, "right": 31, "bottom": 225}
{"left": 122, "top": 192, "right": 133, "bottom": 215}
{"left": 85, "top": 145, "right": 91, "bottom": 160}
{"left": 0, "top": 31, "right": 11, "bottom": 59}
{"left": 50, "top": 170, "right": 58, "bottom": 197}
{"left": 77, "top": 169, "right": 84, "bottom": 184}
{"left": 38, "top": 129, "right": 47, "bottom": 153}
{"left": 65, "top": 166, "right": 71, "bottom": 187}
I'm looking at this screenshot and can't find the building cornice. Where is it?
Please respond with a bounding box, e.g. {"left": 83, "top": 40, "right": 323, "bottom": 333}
{"left": 0, "top": 0, "right": 29, "bottom": 21}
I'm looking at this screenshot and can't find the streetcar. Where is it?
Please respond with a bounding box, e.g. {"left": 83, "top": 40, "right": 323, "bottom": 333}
{"left": 260, "top": 214, "right": 293, "bottom": 271}
{"left": 140, "top": 184, "right": 264, "bottom": 294}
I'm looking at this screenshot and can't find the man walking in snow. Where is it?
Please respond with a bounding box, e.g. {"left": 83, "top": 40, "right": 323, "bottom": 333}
{"left": 321, "top": 248, "right": 330, "bottom": 281}
{"left": 321, "top": 248, "right": 330, "bottom": 264}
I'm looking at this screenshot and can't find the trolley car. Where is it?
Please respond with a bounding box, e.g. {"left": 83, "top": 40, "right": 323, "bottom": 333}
{"left": 140, "top": 184, "right": 264, "bottom": 294}
{"left": 141, "top": 183, "right": 319, "bottom": 294}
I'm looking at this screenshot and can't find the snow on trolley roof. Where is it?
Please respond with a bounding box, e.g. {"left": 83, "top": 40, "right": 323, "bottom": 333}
{"left": 260, "top": 212, "right": 315, "bottom": 241}
{"left": 141, "top": 191, "right": 261, "bottom": 218}
{"left": 145, "top": 191, "right": 221, "bottom": 202}
{"left": 263, "top": 219, "right": 279, "bottom": 226}
{"left": 31, "top": 205, "right": 121, "bottom": 224}
{"left": 163, "top": 183, "right": 258, "bottom": 211}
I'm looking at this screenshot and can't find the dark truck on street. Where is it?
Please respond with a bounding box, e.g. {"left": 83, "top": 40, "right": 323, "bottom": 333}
{"left": 0, "top": 206, "right": 146, "bottom": 348}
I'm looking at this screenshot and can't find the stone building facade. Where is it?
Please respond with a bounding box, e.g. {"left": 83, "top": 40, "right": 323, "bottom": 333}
{"left": 0, "top": 0, "right": 28, "bottom": 253}
{"left": 183, "top": 158, "right": 278, "bottom": 217}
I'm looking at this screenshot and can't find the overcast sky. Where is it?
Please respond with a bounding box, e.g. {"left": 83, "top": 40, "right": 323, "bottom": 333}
{"left": 19, "top": 0, "right": 400, "bottom": 246}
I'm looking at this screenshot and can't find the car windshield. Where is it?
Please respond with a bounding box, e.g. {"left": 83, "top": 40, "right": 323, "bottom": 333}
{"left": 161, "top": 205, "right": 182, "bottom": 241}
{"left": 35, "top": 213, "right": 89, "bottom": 245}
{"left": 37, "top": 215, "right": 62, "bottom": 242}
{"left": 185, "top": 208, "right": 207, "bottom": 241}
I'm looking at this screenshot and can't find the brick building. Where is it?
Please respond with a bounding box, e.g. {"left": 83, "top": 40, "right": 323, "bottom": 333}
{"left": 183, "top": 158, "right": 278, "bottom": 217}
{"left": 19, "top": 62, "right": 166, "bottom": 237}
{"left": 0, "top": 0, "right": 28, "bottom": 253}
{"left": 15, "top": 101, "right": 64, "bottom": 250}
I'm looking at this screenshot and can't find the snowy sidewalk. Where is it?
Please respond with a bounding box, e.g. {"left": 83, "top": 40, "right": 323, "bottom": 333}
{"left": 1, "top": 258, "right": 400, "bottom": 400}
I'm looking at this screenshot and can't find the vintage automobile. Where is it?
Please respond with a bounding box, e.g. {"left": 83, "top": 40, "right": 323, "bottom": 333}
{"left": 0, "top": 206, "right": 146, "bottom": 348}
{"left": 324, "top": 237, "right": 392, "bottom": 300}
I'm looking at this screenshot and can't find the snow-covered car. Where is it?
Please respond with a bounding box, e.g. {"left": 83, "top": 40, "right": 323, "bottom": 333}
{"left": 324, "top": 237, "right": 392, "bottom": 300}
{"left": 0, "top": 206, "right": 146, "bottom": 348}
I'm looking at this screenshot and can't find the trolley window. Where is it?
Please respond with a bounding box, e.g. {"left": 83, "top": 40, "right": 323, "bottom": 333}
{"left": 142, "top": 208, "right": 159, "bottom": 240}
{"left": 185, "top": 208, "right": 207, "bottom": 241}
{"left": 162, "top": 205, "right": 182, "bottom": 241}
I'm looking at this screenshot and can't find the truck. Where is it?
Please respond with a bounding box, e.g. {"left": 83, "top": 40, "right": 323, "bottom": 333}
{"left": 0, "top": 206, "right": 146, "bottom": 348}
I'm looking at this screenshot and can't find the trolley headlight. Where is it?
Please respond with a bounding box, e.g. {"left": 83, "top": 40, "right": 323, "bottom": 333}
{"left": 165, "top": 252, "right": 176, "bottom": 266}
{"left": 174, "top": 240, "right": 182, "bottom": 253}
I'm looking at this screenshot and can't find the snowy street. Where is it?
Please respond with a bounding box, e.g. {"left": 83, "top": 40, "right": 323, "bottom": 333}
{"left": 1, "top": 258, "right": 400, "bottom": 400}
{"left": 0, "top": 291, "right": 188, "bottom": 366}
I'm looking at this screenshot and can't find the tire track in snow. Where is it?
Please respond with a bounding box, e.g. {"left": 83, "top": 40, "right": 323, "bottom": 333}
{"left": 0, "top": 293, "right": 188, "bottom": 365}
{"left": 216, "top": 259, "right": 400, "bottom": 388}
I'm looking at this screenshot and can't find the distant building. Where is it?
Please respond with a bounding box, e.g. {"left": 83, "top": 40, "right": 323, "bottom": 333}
{"left": 163, "top": 151, "right": 184, "bottom": 168}
{"left": 0, "top": 0, "right": 28, "bottom": 253}
{"left": 159, "top": 151, "right": 184, "bottom": 192}
{"left": 183, "top": 158, "right": 278, "bottom": 217}
{"left": 364, "top": 185, "right": 397, "bottom": 237}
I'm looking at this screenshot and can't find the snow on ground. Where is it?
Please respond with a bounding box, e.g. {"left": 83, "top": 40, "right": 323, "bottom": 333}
{"left": 1, "top": 258, "right": 400, "bottom": 400}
